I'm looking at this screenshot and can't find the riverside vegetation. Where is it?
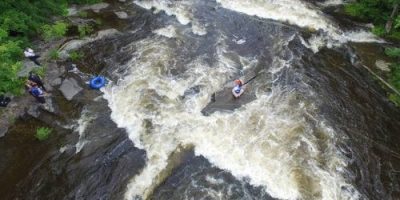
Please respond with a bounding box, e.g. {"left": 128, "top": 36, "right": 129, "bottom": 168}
{"left": 345, "top": 0, "right": 400, "bottom": 105}
{"left": 0, "top": 0, "right": 100, "bottom": 96}
{"left": 35, "top": 127, "right": 52, "bottom": 141}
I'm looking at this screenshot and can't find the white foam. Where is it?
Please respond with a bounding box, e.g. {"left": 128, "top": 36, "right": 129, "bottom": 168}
{"left": 153, "top": 25, "right": 178, "bottom": 38}
{"left": 102, "top": 33, "right": 362, "bottom": 199}
{"left": 74, "top": 108, "right": 96, "bottom": 153}
{"left": 192, "top": 22, "right": 207, "bottom": 36}
{"left": 215, "top": 0, "right": 382, "bottom": 52}
{"left": 134, "top": 0, "right": 207, "bottom": 36}
{"left": 318, "top": 0, "right": 345, "bottom": 7}
{"left": 134, "top": 0, "right": 192, "bottom": 25}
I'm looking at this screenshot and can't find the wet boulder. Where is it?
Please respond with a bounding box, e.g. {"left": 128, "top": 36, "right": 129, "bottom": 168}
{"left": 82, "top": 3, "right": 109, "bottom": 13}
{"left": 115, "top": 11, "right": 128, "bottom": 19}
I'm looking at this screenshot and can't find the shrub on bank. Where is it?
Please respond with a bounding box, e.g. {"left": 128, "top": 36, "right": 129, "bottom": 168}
{"left": 383, "top": 48, "right": 400, "bottom": 106}
{"left": 42, "top": 21, "right": 68, "bottom": 41}
{"left": 345, "top": 1, "right": 400, "bottom": 40}
{"left": 35, "top": 127, "right": 52, "bottom": 141}
{"left": 69, "top": 50, "right": 83, "bottom": 61}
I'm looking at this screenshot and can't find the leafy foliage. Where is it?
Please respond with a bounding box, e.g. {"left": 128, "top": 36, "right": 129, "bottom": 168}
{"left": 0, "top": 0, "right": 101, "bottom": 95}
{"left": 42, "top": 21, "right": 68, "bottom": 41}
{"left": 384, "top": 48, "right": 400, "bottom": 106}
{"left": 35, "top": 127, "right": 52, "bottom": 141}
{"left": 69, "top": 50, "right": 83, "bottom": 61}
{"left": 78, "top": 24, "right": 93, "bottom": 38}
{"left": 346, "top": 1, "right": 400, "bottom": 106}
{"left": 344, "top": 0, "right": 400, "bottom": 39}
{"left": 388, "top": 63, "right": 400, "bottom": 106}
{"left": 385, "top": 47, "right": 400, "bottom": 57}
{"left": 48, "top": 49, "right": 60, "bottom": 60}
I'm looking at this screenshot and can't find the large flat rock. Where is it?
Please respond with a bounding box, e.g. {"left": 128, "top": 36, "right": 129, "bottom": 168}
{"left": 59, "top": 78, "right": 83, "bottom": 101}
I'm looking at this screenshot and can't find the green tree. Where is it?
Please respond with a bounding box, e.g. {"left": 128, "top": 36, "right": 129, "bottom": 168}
{"left": 0, "top": 0, "right": 101, "bottom": 95}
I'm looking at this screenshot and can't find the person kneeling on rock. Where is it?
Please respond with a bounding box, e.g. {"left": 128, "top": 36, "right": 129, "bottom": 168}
{"left": 26, "top": 81, "right": 46, "bottom": 103}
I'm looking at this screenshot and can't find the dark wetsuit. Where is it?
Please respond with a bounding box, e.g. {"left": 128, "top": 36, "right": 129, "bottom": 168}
{"left": 29, "top": 74, "right": 46, "bottom": 91}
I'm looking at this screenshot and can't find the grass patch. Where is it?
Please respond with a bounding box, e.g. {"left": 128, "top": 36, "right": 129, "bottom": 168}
{"left": 48, "top": 49, "right": 60, "bottom": 60}
{"left": 78, "top": 24, "right": 93, "bottom": 38}
{"left": 32, "top": 64, "right": 46, "bottom": 77}
{"left": 78, "top": 11, "right": 88, "bottom": 18}
{"left": 69, "top": 51, "right": 84, "bottom": 61}
{"left": 42, "top": 21, "right": 68, "bottom": 41}
{"left": 35, "top": 127, "right": 52, "bottom": 141}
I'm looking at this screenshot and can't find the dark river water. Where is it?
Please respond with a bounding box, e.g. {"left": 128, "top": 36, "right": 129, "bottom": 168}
{"left": 1, "top": 0, "right": 400, "bottom": 200}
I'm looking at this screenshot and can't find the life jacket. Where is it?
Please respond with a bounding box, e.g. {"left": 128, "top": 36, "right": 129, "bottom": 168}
{"left": 234, "top": 85, "right": 241, "bottom": 94}
{"left": 30, "top": 87, "right": 43, "bottom": 97}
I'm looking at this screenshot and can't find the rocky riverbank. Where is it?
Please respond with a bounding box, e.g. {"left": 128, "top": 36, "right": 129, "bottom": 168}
{"left": 0, "top": 1, "right": 148, "bottom": 199}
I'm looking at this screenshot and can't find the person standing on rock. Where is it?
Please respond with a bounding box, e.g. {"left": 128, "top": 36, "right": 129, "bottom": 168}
{"left": 28, "top": 71, "right": 46, "bottom": 91}
{"left": 24, "top": 48, "right": 41, "bottom": 66}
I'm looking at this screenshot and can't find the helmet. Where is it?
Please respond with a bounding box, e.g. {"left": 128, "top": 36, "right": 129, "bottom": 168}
{"left": 234, "top": 79, "right": 242, "bottom": 85}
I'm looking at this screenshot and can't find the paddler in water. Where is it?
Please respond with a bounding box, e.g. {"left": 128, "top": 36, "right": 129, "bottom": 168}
{"left": 232, "top": 79, "right": 244, "bottom": 98}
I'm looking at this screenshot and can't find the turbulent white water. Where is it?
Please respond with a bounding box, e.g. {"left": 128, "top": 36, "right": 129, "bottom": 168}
{"left": 217, "top": 0, "right": 383, "bottom": 52}
{"left": 75, "top": 108, "right": 97, "bottom": 153}
{"left": 100, "top": 0, "right": 377, "bottom": 199}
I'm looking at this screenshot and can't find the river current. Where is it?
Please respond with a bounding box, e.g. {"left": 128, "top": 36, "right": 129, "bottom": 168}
{"left": 98, "top": 0, "right": 400, "bottom": 200}
{"left": 2, "top": 0, "right": 400, "bottom": 200}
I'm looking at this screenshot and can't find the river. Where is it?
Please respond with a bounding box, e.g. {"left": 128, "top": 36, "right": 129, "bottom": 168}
{"left": 1, "top": 0, "right": 400, "bottom": 200}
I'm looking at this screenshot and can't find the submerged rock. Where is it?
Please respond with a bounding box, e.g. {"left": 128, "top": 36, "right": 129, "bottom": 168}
{"left": 59, "top": 78, "right": 83, "bottom": 101}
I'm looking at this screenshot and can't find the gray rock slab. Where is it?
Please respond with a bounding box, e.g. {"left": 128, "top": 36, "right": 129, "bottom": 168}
{"left": 115, "top": 11, "right": 128, "bottom": 19}
{"left": 49, "top": 78, "right": 62, "bottom": 86}
{"left": 59, "top": 78, "right": 83, "bottom": 101}
{"left": 27, "top": 104, "right": 40, "bottom": 118}
{"left": 83, "top": 3, "right": 109, "bottom": 13}
{"left": 0, "top": 127, "right": 7, "bottom": 137}
{"left": 59, "top": 29, "right": 120, "bottom": 59}
{"left": 18, "top": 61, "right": 39, "bottom": 77}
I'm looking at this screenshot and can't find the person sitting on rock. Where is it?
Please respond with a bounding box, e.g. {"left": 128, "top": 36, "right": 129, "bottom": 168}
{"left": 28, "top": 71, "right": 46, "bottom": 91}
{"left": 24, "top": 48, "right": 41, "bottom": 66}
{"left": 26, "top": 81, "right": 46, "bottom": 103}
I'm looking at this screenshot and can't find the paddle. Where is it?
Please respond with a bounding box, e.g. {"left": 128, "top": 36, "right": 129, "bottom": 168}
{"left": 243, "top": 74, "right": 258, "bottom": 86}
